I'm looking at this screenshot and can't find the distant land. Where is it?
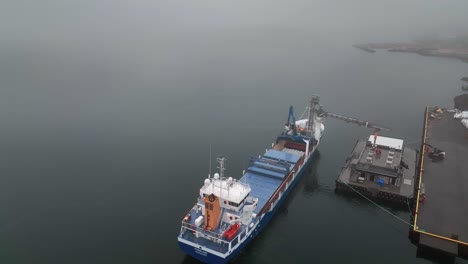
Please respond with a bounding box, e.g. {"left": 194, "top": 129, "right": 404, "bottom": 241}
{"left": 354, "top": 35, "right": 468, "bottom": 63}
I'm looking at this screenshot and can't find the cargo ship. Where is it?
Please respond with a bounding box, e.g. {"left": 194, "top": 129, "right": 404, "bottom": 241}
{"left": 177, "top": 95, "right": 325, "bottom": 263}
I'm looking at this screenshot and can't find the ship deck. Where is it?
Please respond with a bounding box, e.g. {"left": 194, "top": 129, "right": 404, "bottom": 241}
{"left": 240, "top": 148, "right": 303, "bottom": 214}
{"left": 413, "top": 108, "right": 468, "bottom": 254}
{"left": 179, "top": 147, "right": 304, "bottom": 252}
{"left": 180, "top": 212, "right": 229, "bottom": 253}
{"left": 179, "top": 203, "right": 248, "bottom": 254}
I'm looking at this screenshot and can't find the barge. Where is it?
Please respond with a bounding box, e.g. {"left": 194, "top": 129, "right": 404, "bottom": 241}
{"left": 335, "top": 135, "right": 418, "bottom": 205}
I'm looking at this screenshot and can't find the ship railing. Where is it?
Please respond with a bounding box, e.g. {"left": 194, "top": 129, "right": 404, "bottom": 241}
{"left": 257, "top": 156, "right": 304, "bottom": 216}
{"left": 181, "top": 219, "right": 251, "bottom": 253}
{"left": 197, "top": 197, "right": 204, "bottom": 205}
{"left": 180, "top": 221, "right": 234, "bottom": 253}
{"left": 180, "top": 221, "right": 228, "bottom": 242}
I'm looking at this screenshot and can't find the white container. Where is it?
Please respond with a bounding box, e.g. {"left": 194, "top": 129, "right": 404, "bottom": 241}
{"left": 195, "top": 216, "right": 204, "bottom": 227}
{"left": 454, "top": 111, "right": 468, "bottom": 119}
{"left": 461, "top": 119, "right": 468, "bottom": 129}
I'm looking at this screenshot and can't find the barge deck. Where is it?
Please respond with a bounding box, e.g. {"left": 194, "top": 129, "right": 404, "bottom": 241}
{"left": 336, "top": 135, "right": 417, "bottom": 204}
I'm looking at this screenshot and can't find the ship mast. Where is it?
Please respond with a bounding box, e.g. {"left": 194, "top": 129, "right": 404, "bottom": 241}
{"left": 208, "top": 144, "right": 212, "bottom": 178}
{"left": 216, "top": 156, "right": 227, "bottom": 195}
{"left": 217, "top": 156, "right": 226, "bottom": 179}
{"left": 307, "top": 95, "right": 321, "bottom": 135}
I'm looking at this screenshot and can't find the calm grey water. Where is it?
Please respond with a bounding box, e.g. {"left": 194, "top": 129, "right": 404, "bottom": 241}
{"left": 1, "top": 1, "right": 468, "bottom": 263}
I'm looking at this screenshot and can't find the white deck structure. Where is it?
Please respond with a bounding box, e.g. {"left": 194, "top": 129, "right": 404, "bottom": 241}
{"left": 199, "top": 176, "right": 251, "bottom": 205}
{"left": 368, "top": 135, "right": 403, "bottom": 150}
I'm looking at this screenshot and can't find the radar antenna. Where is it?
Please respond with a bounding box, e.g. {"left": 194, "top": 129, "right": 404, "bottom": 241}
{"left": 217, "top": 156, "right": 226, "bottom": 179}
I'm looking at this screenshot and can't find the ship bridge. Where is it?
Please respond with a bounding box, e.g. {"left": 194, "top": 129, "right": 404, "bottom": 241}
{"left": 200, "top": 177, "right": 251, "bottom": 206}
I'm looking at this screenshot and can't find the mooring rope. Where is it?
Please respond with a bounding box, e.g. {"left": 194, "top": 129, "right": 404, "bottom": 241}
{"left": 406, "top": 196, "right": 414, "bottom": 220}
{"left": 342, "top": 181, "right": 414, "bottom": 227}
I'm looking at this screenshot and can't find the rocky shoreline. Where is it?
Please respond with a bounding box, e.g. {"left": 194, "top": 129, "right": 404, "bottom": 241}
{"left": 354, "top": 43, "right": 468, "bottom": 63}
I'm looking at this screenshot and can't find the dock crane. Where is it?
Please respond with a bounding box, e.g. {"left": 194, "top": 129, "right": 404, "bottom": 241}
{"left": 287, "top": 95, "right": 391, "bottom": 144}
{"left": 318, "top": 110, "right": 391, "bottom": 145}
{"left": 319, "top": 112, "right": 391, "bottom": 133}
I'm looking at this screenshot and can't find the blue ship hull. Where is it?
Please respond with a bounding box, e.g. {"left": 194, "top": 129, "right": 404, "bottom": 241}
{"left": 178, "top": 150, "right": 316, "bottom": 264}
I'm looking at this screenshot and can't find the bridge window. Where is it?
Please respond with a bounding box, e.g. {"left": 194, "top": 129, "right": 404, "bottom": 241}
{"left": 228, "top": 196, "right": 249, "bottom": 207}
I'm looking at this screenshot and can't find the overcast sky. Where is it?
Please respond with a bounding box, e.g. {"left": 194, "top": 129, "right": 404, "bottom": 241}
{"left": 2, "top": 0, "right": 468, "bottom": 50}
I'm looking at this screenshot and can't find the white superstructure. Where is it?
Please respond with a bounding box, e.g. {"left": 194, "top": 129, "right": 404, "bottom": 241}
{"left": 367, "top": 135, "right": 403, "bottom": 150}
{"left": 200, "top": 176, "right": 251, "bottom": 206}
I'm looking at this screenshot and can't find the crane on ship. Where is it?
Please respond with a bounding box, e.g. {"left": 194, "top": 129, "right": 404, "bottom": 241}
{"left": 287, "top": 95, "right": 391, "bottom": 143}
{"left": 285, "top": 105, "right": 298, "bottom": 135}
{"left": 286, "top": 95, "right": 391, "bottom": 144}
{"left": 318, "top": 112, "right": 391, "bottom": 133}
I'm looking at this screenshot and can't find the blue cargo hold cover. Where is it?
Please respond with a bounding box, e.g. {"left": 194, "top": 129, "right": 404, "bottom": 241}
{"left": 247, "top": 166, "right": 286, "bottom": 180}
{"left": 263, "top": 149, "right": 300, "bottom": 164}
{"left": 240, "top": 172, "right": 282, "bottom": 213}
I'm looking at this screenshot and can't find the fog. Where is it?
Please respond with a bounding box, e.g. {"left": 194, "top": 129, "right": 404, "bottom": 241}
{"left": 1, "top": 0, "right": 468, "bottom": 176}
{"left": 3, "top": 1, "right": 468, "bottom": 43}
{"left": 3, "top": 1, "right": 468, "bottom": 58}
{"left": 1, "top": 1, "right": 468, "bottom": 263}
{"left": 2, "top": 0, "right": 467, "bottom": 108}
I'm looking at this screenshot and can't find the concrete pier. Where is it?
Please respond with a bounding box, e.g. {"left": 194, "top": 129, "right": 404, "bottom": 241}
{"left": 410, "top": 107, "right": 468, "bottom": 259}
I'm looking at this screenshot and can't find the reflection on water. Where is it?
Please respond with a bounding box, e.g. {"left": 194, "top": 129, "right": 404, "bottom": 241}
{"left": 180, "top": 255, "right": 201, "bottom": 264}
{"left": 302, "top": 151, "right": 321, "bottom": 196}
{"left": 416, "top": 246, "right": 457, "bottom": 264}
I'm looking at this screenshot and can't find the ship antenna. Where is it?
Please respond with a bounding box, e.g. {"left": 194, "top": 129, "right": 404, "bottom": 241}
{"left": 217, "top": 156, "right": 226, "bottom": 179}
{"left": 208, "top": 144, "right": 212, "bottom": 178}
{"left": 216, "top": 156, "right": 227, "bottom": 195}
